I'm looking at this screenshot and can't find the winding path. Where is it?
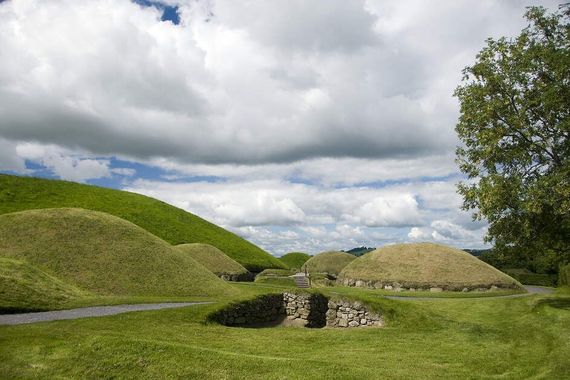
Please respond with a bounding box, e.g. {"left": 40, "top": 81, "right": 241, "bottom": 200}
{"left": 0, "top": 302, "right": 213, "bottom": 326}
{"left": 384, "top": 285, "right": 554, "bottom": 301}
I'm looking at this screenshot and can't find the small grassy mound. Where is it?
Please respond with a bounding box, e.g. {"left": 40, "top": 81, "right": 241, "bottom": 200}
{"left": 0, "top": 208, "right": 237, "bottom": 298}
{"left": 338, "top": 243, "right": 523, "bottom": 291}
{"left": 0, "top": 174, "right": 285, "bottom": 272}
{"left": 174, "top": 243, "right": 250, "bottom": 280}
{"left": 279, "top": 252, "right": 311, "bottom": 269}
{"left": 303, "top": 251, "right": 356, "bottom": 277}
{"left": 254, "top": 269, "right": 296, "bottom": 286}
{"left": 0, "top": 257, "right": 86, "bottom": 313}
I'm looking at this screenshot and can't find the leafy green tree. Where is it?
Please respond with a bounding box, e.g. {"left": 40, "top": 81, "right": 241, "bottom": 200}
{"left": 454, "top": 5, "right": 570, "bottom": 267}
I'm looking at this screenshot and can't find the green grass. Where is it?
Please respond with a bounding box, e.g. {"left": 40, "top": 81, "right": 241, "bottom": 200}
{"left": 1, "top": 283, "right": 569, "bottom": 379}
{"left": 0, "top": 174, "right": 285, "bottom": 272}
{"left": 174, "top": 243, "right": 249, "bottom": 277}
{"left": 0, "top": 257, "right": 87, "bottom": 313}
{"left": 254, "top": 269, "right": 296, "bottom": 287}
{"left": 303, "top": 251, "right": 356, "bottom": 276}
{"left": 279, "top": 252, "right": 312, "bottom": 269}
{"left": 339, "top": 243, "right": 523, "bottom": 290}
{"left": 0, "top": 208, "right": 237, "bottom": 299}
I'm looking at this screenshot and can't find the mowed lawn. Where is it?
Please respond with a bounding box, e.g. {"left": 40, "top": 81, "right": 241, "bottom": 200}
{"left": 1, "top": 285, "right": 569, "bottom": 379}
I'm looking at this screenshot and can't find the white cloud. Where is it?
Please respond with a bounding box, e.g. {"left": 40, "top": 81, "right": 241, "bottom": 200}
{"left": 0, "top": 138, "right": 26, "bottom": 173}
{"left": 357, "top": 195, "right": 421, "bottom": 227}
{"left": 111, "top": 167, "right": 137, "bottom": 177}
{"left": 0, "top": 0, "right": 547, "bottom": 253}
{"left": 16, "top": 143, "right": 110, "bottom": 182}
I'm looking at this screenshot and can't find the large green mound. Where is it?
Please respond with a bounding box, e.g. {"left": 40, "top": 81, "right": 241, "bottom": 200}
{"left": 303, "top": 251, "right": 356, "bottom": 277}
{"left": 0, "top": 208, "right": 237, "bottom": 297}
{"left": 338, "top": 243, "right": 523, "bottom": 291}
{"left": 0, "top": 257, "right": 86, "bottom": 313}
{"left": 0, "top": 174, "right": 285, "bottom": 272}
{"left": 279, "top": 252, "right": 312, "bottom": 269}
{"left": 174, "top": 243, "right": 251, "bottom": 280}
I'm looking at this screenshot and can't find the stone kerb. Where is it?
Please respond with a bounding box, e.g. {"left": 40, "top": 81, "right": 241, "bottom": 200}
{"left": 210, "top": 292, "right": 384, "bottom": 329}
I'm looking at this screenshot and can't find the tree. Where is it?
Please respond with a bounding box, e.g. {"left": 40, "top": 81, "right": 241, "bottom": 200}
{"left": 454, "top": 5, "right": 570, "bottom": 268}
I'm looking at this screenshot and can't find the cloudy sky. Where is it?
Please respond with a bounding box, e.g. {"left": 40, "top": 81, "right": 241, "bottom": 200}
{"left": 0, "top": 0, "right": 560, "bottom": 255}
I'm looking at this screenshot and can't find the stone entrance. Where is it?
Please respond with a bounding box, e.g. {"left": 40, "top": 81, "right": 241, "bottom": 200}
{"left": 208, "top": 292, "right": 384, "bottom": 328}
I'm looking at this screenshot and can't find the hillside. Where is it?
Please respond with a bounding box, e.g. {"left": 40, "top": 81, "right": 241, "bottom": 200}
{"left": 0, "top": 257, "right": 86, "bottom": 313}
{"left": 174, "top": 243, "right": 251, "bottom": 280}
{"left": 0, "top": 208, "right": 237, "bottom": 297}
{"left": 279, "top": 252, "right": 311, "bottom": 269}
{"left": 303, "top": 251, "right": 356, "bottom": 277}
{"left": 0, "top": 174, "right": 285, "bottom": 272}
{"left": 338, "top": 243, "right": 523, "bottom": 290}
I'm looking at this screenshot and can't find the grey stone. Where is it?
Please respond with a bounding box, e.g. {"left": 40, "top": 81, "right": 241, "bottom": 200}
{"left": 430, "top": 287, "right": 443, "bottom": 292}
{"left": 339, "top": 318, "right": 348, "bottom": 327}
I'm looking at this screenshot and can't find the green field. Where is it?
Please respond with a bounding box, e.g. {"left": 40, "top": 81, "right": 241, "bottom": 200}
{"left": 0, "top": 175, "right": 285, "bottom": 272}
{"left": 1, "top": 283, "right": 569, "bottom": 379}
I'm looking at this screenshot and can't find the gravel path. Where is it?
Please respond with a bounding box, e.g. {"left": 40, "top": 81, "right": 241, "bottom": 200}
{"left": 384, "top": 286, "right": 554, "bottom": 301}
{"left": 0, "top": 302, "right": 213, "bottom": 326}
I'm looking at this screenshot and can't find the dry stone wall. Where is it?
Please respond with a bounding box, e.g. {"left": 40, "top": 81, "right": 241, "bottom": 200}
{"left": 338, "top": 278, "right": 515, "bottom": 292}
{"left": 218, "top": 272, "right": 255, "bottom": 282}
{"left": 209, "top": 292, "right": 383, "bottom": 329}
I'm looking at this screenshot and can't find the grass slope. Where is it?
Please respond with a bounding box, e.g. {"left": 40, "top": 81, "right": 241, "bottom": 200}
{"left": 279, "top": 252, "right": 311, "bottom": 269}
{"left": 0, "top": 257, "right": 86, "bottom": 313}
{"left": 303, "top": 251, "right": 356, "bottom": 276}
{"left": 1, "top": 285, "right": 569, "bottom": 378}
{"left": 0, "top": 174, "right": 285, "bottom": 272}
{"left": 0, "top": 208, "right": 236, "bottom": 298}
{"left": 174, "top": 243, "right": 249, "bottom": 277}
{"left": 339, "top": 242, "right": 523, "bottom": 290}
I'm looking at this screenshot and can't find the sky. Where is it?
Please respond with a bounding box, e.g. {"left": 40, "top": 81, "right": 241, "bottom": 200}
{"left": 0, "top": 0, "right": 561, "bottom": 256}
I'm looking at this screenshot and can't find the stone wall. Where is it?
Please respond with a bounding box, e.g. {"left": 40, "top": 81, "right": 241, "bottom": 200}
{"left": 283, "top": 292, "right": 328, "bottom": 327}
{"left": 218, "top": 272, "right": 255, "bottom": 282}
{"left": 208, "top": 294, "right": 285, "bottom": 326}
{"left": 326, "top": 299, "right": 383, "bottom": 327}
{"left": 337, "top": 278, "right": 516, "bottom": 292}
{"left": 209, "top": 292, "right": 384, "bottom": 329}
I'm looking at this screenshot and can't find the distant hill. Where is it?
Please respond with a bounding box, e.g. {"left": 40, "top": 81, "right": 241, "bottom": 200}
{"left": 344, "top": 246, "right": 375, "bottom": 257}
{"left": 0, "top": 208, "right": 237, "bottom": 297}
{"left": 0, "top": 174, "right": 285, "bottom": 272}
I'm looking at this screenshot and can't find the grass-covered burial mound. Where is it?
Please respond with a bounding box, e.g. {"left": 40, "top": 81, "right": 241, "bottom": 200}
{"left": 0, "top": 208, "right": 237, "bottom": 297}
{"left": 279, "top": 252, "right": 312, "bottom": 269}
{"left": 303, "top": 251, "right": 356, "bottom": 277}
{"left": 174, "top": 243, "right": 252, "bottom": 281}
{"left": 338, "top": 243, "right": 523, "bottom": 291}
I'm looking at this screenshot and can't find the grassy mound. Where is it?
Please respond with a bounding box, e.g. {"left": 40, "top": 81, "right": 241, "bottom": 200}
{"left": 0, "top": 174, "right": 285, "bottom": 272}
{"left": 0, "top": 208, "right": 237, "bottom": 297}
{"left": 279, "top": 252, "right": 312, "bottom": 269}
{"left": 174, "top": 243, "right": 251, "bottom": 280}
{"left": 303, "top": 251, "right": 356, "bottom": 277}
{"left": 338, "top": 243, "right": 523, "bottom": 291}
{"left": 0, "top": 257, "right": 87, "bottom": 313}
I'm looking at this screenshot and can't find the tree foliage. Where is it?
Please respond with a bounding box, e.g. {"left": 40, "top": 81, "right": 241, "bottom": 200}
{"left": 455, "top": 6, "right": 570, "bottom": 265}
